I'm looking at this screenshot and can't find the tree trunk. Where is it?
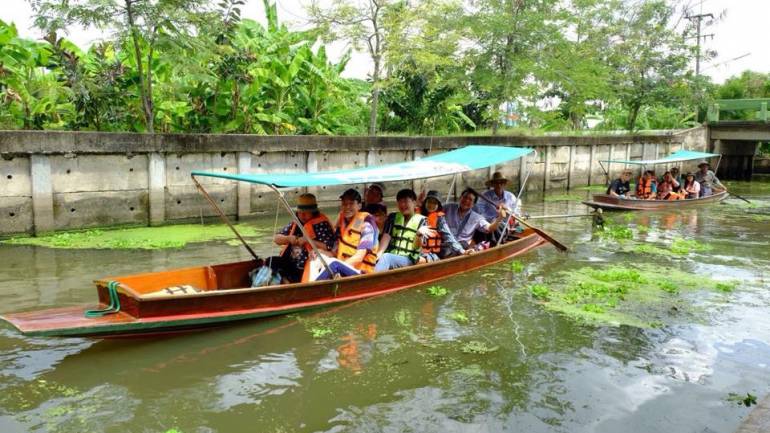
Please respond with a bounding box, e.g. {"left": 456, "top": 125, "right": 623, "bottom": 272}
{"left": 125, "top": 0, "right": 154, "bottom": 133}
{"left": 627, "top": 103, "right": 641, "bottom": 131}
{"left": 368, "top": 56, "right": 381, "bottom": 136}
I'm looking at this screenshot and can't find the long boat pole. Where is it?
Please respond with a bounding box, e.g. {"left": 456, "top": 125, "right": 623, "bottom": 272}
{"left": 191, "top": 175, "right": 259, "bottom": 261}
{"left": 268, "top": 185, "right": 335, "bottom": 279}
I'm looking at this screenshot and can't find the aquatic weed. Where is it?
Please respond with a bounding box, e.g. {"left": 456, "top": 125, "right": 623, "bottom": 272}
{"left": 670, "top": 238, "right": 712, "bottom": 255}
{"left": 658, "top": 281, "right": 679, "bottom": 294}
{"left": 426, "top": 285, "right": 448, "bottom": 297}
{"left": 309, "top": 327, "right": 333, "bottom": 338}
{"left": 394, "top": 309, "right": 412, "bottom": 327}
{"left": 460, "top": 340, "right": 499, "bottom": 354}
{"left": 727, "top": 392, "right": 758, "bottom": 407}
{"left": 450, "top": 312, "right": 469, "bottom": 323}
{"left": 597, "top": 223, "right": 634, "bottom": 241}
{"left": 529, "top": 284, "right": 551, "bottom": 301}
{"left": 510, "top": 260, "right": 524, "bottom": 273}
{"left": 715, "top": 281, "right": 737, "bottom": 293}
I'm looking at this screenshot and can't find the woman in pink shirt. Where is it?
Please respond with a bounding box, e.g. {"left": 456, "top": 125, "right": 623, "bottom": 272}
{"left": 683, "top": 173, "right": 701, "bottom": 199}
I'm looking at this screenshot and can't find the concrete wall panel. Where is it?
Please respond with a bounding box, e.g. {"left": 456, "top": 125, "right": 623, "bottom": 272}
{"left": 313, "top": 151, "right": 367, "bottom": 203}
{"left": 571, "top": 146, "right": 591, "bottom": 188}
{"left": 53, "top": 190, "right": 148, "bottom": 230}
{"left": 0, "top": 196, "right": 33, "bottom": 235}
{"left": 0, "top": 156, "right": 31, "bottom": 197}
{"left": 249, "top": 151, "right": 306, "bottom": 213}
{"left": 166, "top": 185, "right": 237, "bottom": 221}
{"left": 167, "top": 152, "right": 237, "bottom": 187}
{"left": 51, "top": 155, "right": 148, "bottom": 193}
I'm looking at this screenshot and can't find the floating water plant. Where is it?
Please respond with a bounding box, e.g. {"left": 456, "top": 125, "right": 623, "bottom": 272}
{"left": 450, "top": 312, "right": 469, "bottom": 323}
{"left": 670, "top": 238, "right": 713, "bottom": 255}
{"left": 460, "top": 340, "right": 499, "bottom": 354}
{"left": 426, "top": 285, "right": 448, "bottom": 297}
{"left": 510, "top": 260, "right": 525, "bottom": 273}
{"left": 528, "top": 264, "right": 738, "bottom": 328}
{"left": 597, "top": 223, "right": 634, "bottom": 241}
{"left": 2, "top": 224, "right": 265, "bottom": 250}
{"left": 715, "top": 281, "right": 737, "bottom": 293}
{"left": 529, "top": 284, "right": 551, "bottom": 301}
{"left": 394, "top": 309, "right": 412, "bottom": 327}
{"left": 309, "top": 327, "right": 333, "bottom": 338}
{"left": 727, "top": 393, "right": 758, "bottom": 407}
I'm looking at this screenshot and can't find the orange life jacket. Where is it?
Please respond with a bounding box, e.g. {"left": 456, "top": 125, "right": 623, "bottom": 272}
{"left": 336, "top": 211, "right": 379, "bottom": 273}
{"left": 422, "top": 211, "right": 444, "bottom": 254}
{"left": 636, "top": 176, "right": 653, "bottom": 198}
{"left": 280, "top": 214, "right": 331, "bottom": 282}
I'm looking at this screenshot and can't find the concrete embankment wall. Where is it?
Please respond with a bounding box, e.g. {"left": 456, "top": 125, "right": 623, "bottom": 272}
{"left": 0, "top": 127, "right": 708, "bottom": 236}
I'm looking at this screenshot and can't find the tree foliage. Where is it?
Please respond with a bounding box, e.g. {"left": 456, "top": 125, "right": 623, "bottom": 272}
{"left": 0, "top": 0, "right": 760, "bottom": 134}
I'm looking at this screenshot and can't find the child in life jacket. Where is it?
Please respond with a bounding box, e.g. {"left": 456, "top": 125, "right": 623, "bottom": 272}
{"left": 418, "top": 190, "right": 465, "bottom": 263}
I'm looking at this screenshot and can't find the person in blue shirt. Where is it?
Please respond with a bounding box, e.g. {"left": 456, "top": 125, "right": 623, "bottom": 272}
{"left": 474, "top": 171, "right": 521, "bottom": 221}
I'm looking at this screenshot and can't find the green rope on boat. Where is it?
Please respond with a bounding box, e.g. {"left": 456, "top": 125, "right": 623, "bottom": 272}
{"left": 84, "top": 281, "right": 122, "bottom": 318}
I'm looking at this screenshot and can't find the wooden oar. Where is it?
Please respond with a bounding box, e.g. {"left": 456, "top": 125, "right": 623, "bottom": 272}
{"left": 467, "top": 187, "right": 568, "bottom": 252}
{"left": 728, "top": 192, "right": 752, "bottom": 204}
{"left": 526, "top": 213, "right": 593, "bottom": 220}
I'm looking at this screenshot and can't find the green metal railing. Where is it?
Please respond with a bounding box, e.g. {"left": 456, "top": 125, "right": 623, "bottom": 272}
{"left": 707, "top": 98, "right": 770, "bottom": 123}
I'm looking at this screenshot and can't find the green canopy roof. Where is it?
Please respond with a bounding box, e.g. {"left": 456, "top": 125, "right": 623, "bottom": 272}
{"left": 604, "top": 149, "right": 720, "bottom": 166}
{"left": 192, "top": 145, "right": 533, "bottom": 188}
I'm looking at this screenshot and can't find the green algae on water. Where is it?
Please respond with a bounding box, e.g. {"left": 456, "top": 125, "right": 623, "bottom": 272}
{"left": 426, "top": 285, "right": 449, "bottom": 297}
{"left": 2, "top": 224, "right": 266, "bottom": 250}
{"left": 670, "top": 238, "right": 712, "bottom": 255}
{"left": 510, "top": 260, "right": 525, "bottom": 273}
{"left": 530, "top": 264, "right": 738, "bottom": 328}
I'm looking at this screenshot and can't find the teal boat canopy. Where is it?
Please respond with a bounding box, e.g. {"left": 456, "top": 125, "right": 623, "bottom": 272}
{"left": 604, "top": 149, "right": 720, "bottom": 166}
{"left": 192, "top": 145, "right": 533, "bottom": 188}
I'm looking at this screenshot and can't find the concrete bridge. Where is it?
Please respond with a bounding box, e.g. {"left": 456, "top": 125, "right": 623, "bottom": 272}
{"left": 707, "top": 99, "right": 770, "bottom": 180}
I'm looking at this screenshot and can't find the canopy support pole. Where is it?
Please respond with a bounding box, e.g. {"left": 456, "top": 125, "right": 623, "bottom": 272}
{"left": 598, "top": 160, "right": 609, "bottom": 185}
{"left": 714, "top": 154, "right": 723, "bottom": 175}
{"left": 191, "top": 175, "right": 259, "bottom": 261}
{"left": 268, "top": 185, "right": 335, "bottom": 279}
{"left": 446, "top": 174, "right": 458, "bottom": 204}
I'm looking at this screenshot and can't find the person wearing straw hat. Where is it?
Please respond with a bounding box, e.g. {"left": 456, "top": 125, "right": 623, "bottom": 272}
{"left": 475, "top": 171, "right": 521, "bottom": 222}
{"left": 694, "top": 160, "right": 724, "bottom": 197}
{"left": 270, "top": 193, "right": 336, "bottom": 283}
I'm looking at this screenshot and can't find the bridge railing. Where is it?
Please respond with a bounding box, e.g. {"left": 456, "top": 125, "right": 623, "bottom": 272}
{"left": 707, "top": 98, "right": 769, "bottom": 123}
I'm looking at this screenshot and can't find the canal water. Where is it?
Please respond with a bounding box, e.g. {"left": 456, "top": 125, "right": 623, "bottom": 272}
{"left": 1, "top": 179, "right": 769, "bottom": 433}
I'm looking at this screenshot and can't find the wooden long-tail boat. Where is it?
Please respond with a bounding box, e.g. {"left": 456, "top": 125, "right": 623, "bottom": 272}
{"left": 582, "top": 190, "right": 728, "bottom": 211}
{"left": 583, "top": 149, "right": 729, "bottom": 211}
{"left": 1, "top": 230, "right": 545, "bottom": 337}
{"left": 1, "top": 145, "right": 555, "bottom": 338}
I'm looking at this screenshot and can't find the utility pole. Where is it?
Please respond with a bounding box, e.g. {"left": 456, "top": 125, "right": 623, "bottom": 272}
{"left": 686, "top": 13, "right": 714, "bottom": 76}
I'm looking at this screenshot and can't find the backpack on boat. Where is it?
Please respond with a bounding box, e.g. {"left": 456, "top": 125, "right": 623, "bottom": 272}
{"left": 250, "top": 265, "right": 281, "bottom": 287}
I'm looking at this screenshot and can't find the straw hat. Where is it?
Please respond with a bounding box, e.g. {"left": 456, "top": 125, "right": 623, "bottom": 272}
{"left": 296, "top": 193, "right": 318, "bottom": 211}
{"left": 697, "top": 160, "right": 710, "bottom": 168}
{"left": 485, "top": 171, "right": 509, "bottom": 187}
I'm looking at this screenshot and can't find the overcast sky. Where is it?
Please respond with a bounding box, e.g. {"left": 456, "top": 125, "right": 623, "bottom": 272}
{"left": 3, "top": 0, "right": 767, "bottom": 84}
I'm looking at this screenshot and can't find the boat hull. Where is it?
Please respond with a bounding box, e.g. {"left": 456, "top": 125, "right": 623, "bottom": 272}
{"left": 1, "top": 231, "right": 546, "bottom": 337}
{"left": 582, "top": 191, "right": 728, "bottom": 211}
